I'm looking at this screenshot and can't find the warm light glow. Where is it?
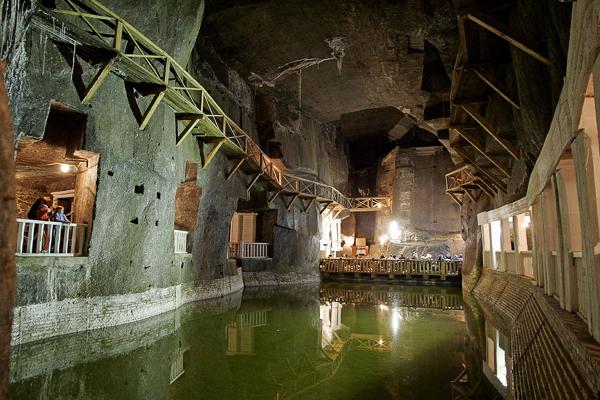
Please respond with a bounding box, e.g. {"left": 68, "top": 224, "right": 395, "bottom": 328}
{"left": 388, "top": 220, "right": 401, "bottom": 240}
{"left": 378, "top": 304, "right": 389, "bottom": 311}
{"left": 392, "top": 310, "right": 402, "bottom": 334}
{"left": 59, "top": 163, "right": 71, "bottom": 173}
{"left": 342, "top": 235, "right": 355, "bottom": 247}
{"left": 379, "top": 235, "right": 389, "bottom": 245}
{"left": 522, "top": 215, "right": 531, "bottom": 228}
{"left": 377, "top": 339, "right": 384, "bottom": 345}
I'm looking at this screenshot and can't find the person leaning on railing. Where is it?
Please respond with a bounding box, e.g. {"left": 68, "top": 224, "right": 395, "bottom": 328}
{"left": 50, "top": 206, "right": 70, "bottom": 253}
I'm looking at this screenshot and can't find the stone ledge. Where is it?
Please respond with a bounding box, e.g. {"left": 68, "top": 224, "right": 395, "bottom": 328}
{"left": 16, "top": 255, "right": 89, "bottom": 270}
{"left": 10, "top": 289, "right": 243, "bottom": 383}
{"left": 243, "top": 271, "right": 320, "bottom": 287}
{"left": 11, "top": 268, "right": 244, "bottom": 346}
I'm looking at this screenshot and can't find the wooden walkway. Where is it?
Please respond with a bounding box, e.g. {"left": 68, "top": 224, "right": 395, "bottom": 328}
{"left": 320, "top": 258, "right": 462, "bottom": 281}
{"left": 35, "top": 0, "right": 390, "bottom": 214}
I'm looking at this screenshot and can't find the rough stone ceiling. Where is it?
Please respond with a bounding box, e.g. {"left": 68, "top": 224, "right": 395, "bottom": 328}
{"left": 203, "top": 0, "right": 459, "bottom": 133}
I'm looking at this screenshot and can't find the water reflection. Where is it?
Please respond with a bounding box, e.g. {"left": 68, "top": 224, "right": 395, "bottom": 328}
{"left": 9, "top": 283, "right": 499, "bottom": 400}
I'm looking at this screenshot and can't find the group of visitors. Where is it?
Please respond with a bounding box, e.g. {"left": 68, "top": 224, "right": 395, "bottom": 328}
{"left": 27, "top": 195, "right": 70, "bottom": 223}
{"left": 24, "top": 195, "right": 71, "bottom": 253}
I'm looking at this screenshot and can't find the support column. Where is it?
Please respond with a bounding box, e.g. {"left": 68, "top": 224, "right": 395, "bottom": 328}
{"left": 555, "top": 170, "right": 578, "bottom": 312}
{"left": 530, "top": 201, "right": 545, "bottom": 287}
{"left": 0, "top": 62, "right": 16, "bottom": 398}
{"left": 573, "top": 130, "right": 600, "bottom": 339}
{"left": 552, "top": 174, "right": 567, "bottom": 309}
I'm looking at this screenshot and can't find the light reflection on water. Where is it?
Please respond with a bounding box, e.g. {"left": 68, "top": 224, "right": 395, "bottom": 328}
{"left": 9, "top": 283, "right": 487, "bottom": 400}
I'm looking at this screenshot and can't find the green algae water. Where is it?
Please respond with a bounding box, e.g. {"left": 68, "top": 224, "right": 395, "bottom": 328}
{"left": 10, "top": 283, "right": 470, "bottom": 399}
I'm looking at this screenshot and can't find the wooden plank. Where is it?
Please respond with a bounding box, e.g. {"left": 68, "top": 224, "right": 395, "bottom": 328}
{"left": 460, "top": 104, "right": 520, "bottom": 160}
{"left": 225, "top": 157, "right": 246, "bottom": 181}
{"left": 465, "top": 12, "right": 551, "bottom": 66}
{"left": 451, "top": 125, "right": 511, "bottom": 177}
{"left": 470, "top": 65, "right": 520, "bottom": 110}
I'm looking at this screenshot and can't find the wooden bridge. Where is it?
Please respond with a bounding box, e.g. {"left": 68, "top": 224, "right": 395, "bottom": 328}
{"left": 34, "top": 0, "right": 390, "bottom": 214}
{"left": 320, "top": 258, "right": 462, "bottom": 281}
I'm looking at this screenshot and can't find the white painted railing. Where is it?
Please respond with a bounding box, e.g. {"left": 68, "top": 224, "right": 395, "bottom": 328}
{"left": 174, "top": 230, "right": 188, "bottom": 254}
{"left": 16, "top": 218, "right": 87, "bottom": 256}
{"left": 228, "top": 242, "right": 269, "bottom": 259}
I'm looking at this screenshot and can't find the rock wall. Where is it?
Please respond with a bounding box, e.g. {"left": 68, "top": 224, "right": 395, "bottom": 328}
{"left": 4, "top": 0, "right": 352, "bottom": 345}
{"left": 371, "top": 146, "right": 463, "bottom": 256}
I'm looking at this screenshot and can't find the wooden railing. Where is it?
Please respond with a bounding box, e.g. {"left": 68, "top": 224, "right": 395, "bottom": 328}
{"left": 320, "top": 258, "right": 462, "bottom": 280}
{"left": 348, "top": 197, "right": 392, "bottom": 212}
{"left": 37, "top": 0, "right": 390, "bottom": 214}
{"left": 173, "top": 229, "right": 188, "bottom": 254}
{"left": 228, "top": 242, "right": 269, "bottom": 259}
{"left": 16, "top": 219, "right": 88, "bottom": 256}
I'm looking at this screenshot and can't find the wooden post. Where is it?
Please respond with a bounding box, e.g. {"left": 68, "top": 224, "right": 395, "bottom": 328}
{"left": 441, "top": 261, "right": 447, "bottom": 281}
{"left": 552, "top": 173, "right": 567, "bottom": 309}
{"left": 0, "top": 61, "right": 16, "bottom": 399}
{"left": 572, "top": 131, "right": 600, "bottom": 337}
{"left": 530, "top": 200, "right": 545, "bottom": 287}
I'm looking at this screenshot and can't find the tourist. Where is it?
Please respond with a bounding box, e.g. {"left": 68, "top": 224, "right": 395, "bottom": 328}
{"left": 26, "top": 195, "right": 52, "bottom": 220}
{"left": 52, "top": 206, "right": 70, "bottom": 223}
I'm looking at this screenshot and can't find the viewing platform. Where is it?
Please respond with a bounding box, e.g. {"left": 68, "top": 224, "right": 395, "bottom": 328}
{"left": 320, "top": 258, "right": 462, "bottom": 282}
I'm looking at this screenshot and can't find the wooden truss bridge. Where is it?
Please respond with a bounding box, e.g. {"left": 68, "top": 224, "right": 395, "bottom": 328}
{"left": 35, "top": 0, "right": 391, "bottom": 214}
{"left": 320, "top": 258, "right": 462, "bottom": 281}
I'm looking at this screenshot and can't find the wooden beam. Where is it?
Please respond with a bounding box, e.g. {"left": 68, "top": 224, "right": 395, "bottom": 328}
{"left": 470, "top": 65, "right": 520, "bottom": 110}
{"left": 454, "top": 146, "right": 506, "bottom": 192}
{"left": 176, "top": 118, "right": 201, "bottom": 145}
{"left": 286, "top": 193, "right": 300, "bottom": 212}
{"left": 225, "top": 157, "right": 246, "bottom": 181}
{"left": 199, "top": 137, "right": 225, "bottom": 169}
{"left": 82, "top": 57, "right": 116, "bottom": 104}
{"left": 246, "top": 171, "right": 263, "bottom": 192}
{"left": 268, "top": 190, "right": 282, "bottom": 205}
{"left": 448, "top": 192, "right": 463, "bottom": 206}
{"left": 450, "top": 125, "right": 511, "bottom": 177}
{"left": 139, "top": 91, "right": 166, "bottom": 130}
{"left": 452, "top": 96, "right": 488, "bottom": 106}
{"left": 465, "top": 12, "right": 551, "bottom": 66}
{"left": 113, "top": 19, "right": 123, "bottom": 50}
{"left": 460, "top": 104, "right": 520, "bottom": 160}
{"left": 332, "top": 208, "right": 343, "bottom": 219}
{"left": 474, "top": 179, "right": 495, "bottom": 198}
{"left": 303, "top": 198, "right": 317, "bottom": 213}
{"left": 177, "top": 112, "right": 204, "bottom": 120}
{"left": 320, "top": 201, "right": 333, "bottom": 214}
